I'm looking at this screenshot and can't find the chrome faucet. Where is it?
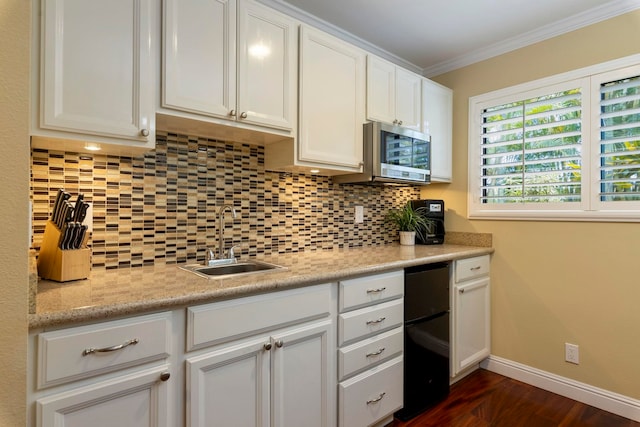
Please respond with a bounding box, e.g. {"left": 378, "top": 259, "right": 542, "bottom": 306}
{"left": 217, "top": 204, "right": 237, "bottom": 261}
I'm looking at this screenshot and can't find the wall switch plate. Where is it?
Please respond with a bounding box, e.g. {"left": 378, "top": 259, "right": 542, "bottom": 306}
{"left": 565, "top": 343, "right": 579, "bottom": 364}
{"left": 354, "top": 205, "right": 364, "bottom": 223}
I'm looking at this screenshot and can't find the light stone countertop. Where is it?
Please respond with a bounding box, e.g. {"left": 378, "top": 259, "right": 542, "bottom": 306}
{"left": 30, "top": 243, "right": 493, "bottom": 329}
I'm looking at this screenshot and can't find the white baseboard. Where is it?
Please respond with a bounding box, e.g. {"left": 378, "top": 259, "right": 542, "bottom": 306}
{"left": 481, "top": 355, "right": 640, "bottom": 422}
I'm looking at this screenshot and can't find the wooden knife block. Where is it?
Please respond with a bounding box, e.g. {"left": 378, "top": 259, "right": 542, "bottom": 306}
{"left": 37, "top": 221, "right": 91, "bottom": 282}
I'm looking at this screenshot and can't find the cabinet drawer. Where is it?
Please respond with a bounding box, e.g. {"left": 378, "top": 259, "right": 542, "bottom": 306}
{"left": 187, "top": 283, "right": 333, "bottom": 351}
{"left": 338, "top": 327, "right": 403, "bottom": 381}
{"left": 339, "top": 270, "right": 403, "bottom": 312}
{"left": 338, "top": 299, "right": 403, "bottom": 346}
{"left": 37, "top": 312, "right": 171, "bottom": 389}
{"left": 338, "top": 356, "right": 403, "bottom": 427}
{"left": 455, "top": 255, "right": 490, "bottom": 282}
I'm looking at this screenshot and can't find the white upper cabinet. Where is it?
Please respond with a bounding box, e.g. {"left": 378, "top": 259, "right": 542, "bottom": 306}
{"left": 32, "top": 0, "right": 156, "bottom": 153}
{"left": 238, "top": 1, "right": 297, "bottom": 130}
{"left": 295, "top": 25, "right": 366, "bottom": 172}
{"left": 367, "top": 56, "right": 421, "bottom": 130}
{"left": 163, "top": 0, "right": 236, "bottom": 119}
{"left": 422, "top": 78, "right": 453, "bottom": 182}
{"left": 163, "top": 0, "right": 297, "bottom": 132}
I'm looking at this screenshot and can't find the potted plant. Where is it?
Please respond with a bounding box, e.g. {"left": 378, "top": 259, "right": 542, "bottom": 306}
{"left": 385, "top": 201, "right": 434, "bottom": 245}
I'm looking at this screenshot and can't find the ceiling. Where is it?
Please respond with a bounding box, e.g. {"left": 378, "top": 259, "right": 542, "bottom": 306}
{"left": 268, "top": 0, "right": 640, "bottom": 76}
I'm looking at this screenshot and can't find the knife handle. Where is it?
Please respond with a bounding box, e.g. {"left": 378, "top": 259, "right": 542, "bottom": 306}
{"left": 76, "top": 225, "right": 88, "bottom": 249}
{"left": 58, "top": 223, "right": 69, "bottom": 249}
{"left": 51, "top": 189, "right": 64, "bottom": 223}
{"left": 75, "top": 201, "right": 89, "bottom": 223}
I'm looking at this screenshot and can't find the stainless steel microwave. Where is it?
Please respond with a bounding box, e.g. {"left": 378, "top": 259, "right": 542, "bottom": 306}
{"left": 334, "top": 121, "right": 431, "bottom": 185}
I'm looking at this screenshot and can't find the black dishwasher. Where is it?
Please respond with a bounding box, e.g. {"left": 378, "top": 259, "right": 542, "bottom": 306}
{"left": 395, "top": 262, "right": 450, "bottom": 421}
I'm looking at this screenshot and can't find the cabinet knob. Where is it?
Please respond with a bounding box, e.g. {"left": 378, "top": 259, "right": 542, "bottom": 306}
{"left": 160, "top": 372, "right": 170, "bottom": 382}
{"left": 263, "top": 342, "right": 272, "bottom": 351}
{"left": 397, "top": 120, "right": 403, "bottom": 125}
{"left": 140, "top": 129, "right": 149, "bottom": 137}
{"left": 240, "top": 112, "right": 248, "bottom": 119}
{"left": 230, "top": 110, "right": 237, "bottom": 117}
{"left": 459, "top": 288, "right": 465, "bottom": 294}
{"left": 275, "top": 340, "right": 283, "bottom": 348}
{"left": 393, "top": 119, "right": 398, "bottom": 124}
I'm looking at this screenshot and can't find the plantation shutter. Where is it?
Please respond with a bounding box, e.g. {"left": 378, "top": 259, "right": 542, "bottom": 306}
{"left": 598, "top": 74, "right": 640, "bottom": 202}
{"left": 480, "top": 88, "right": 583, "bottom": 204}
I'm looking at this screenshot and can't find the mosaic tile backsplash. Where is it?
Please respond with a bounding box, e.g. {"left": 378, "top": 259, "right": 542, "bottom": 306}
{"left": 31, "top": 132, "right": 420, "bottom": 269}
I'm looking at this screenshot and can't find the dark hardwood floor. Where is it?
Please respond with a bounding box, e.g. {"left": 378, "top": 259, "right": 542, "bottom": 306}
{"left": 388, "top": 369, "right": 639, "bottom": 427}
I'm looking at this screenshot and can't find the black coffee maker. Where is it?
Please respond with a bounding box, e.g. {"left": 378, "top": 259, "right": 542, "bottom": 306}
{"left": 410, "top": 199, "right": 445, "bottom": 245}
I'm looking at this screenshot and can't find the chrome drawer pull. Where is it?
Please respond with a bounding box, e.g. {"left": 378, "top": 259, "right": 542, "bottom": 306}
{"left": 82, "top": 338, "right": 139, "bottom": 356}
{"left": 366, "top": 287, "right": 386, "bottom": 294}
{"left": 365, "top": 347, "right": 385, "bottom": 357}
{"left": 366, "top": 392, "right": 386, "bottom": 404}
{"left": 366, "top": 317, "right": 386, "bottom": 325}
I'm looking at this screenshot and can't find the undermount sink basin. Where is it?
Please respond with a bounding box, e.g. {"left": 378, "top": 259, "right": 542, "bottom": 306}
{"left": 180, "top": 260, "right": 285, "bottom": 279}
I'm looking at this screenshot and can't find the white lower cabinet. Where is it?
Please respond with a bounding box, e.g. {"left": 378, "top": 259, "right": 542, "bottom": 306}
{"left": 452, "top": 255, "right": 491, "bottom": 377}
{"left": 28, "top": 312, "right": 174, "bottom": 427}
{"left": 37, "top": 365, "right": 171, "bottom": 427}
{"left": 337, "top": 270, "right": 404, "bottom": 427}
{"left": 186, "top": 336, "right": 270, "bottom": 427}
{"left": 272, "top": 321, "right": 333, "bottom": 427}
{"left": 339, "top": 357, "right": 403, "bottom": 427}
{"left": 187, "top": 319, "right": 332, "bottom": 427}
{"left": 185, "top": 283, "right": 336, "bottom": 427}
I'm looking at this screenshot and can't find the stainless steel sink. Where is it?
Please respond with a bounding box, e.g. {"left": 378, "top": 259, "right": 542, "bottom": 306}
{"left": 180, "top": 260, "right": 285, "bottom": 279}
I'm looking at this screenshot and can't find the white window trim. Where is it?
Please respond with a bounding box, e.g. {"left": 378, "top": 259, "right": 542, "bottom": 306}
{"left": 468, "top": 53, "right": 640, "bottom": 222}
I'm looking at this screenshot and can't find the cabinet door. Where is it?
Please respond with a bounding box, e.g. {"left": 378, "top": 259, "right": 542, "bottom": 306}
{"left": 299, "top": 26, "right": 365, "bottom": 171}
{"left": 237, "top": 0, "right": 297, "bottom": 130}
{"left": 163, "top": 0, "right": 236, "bottom": 118}
{"left": 271, "top": 319, "right": 334, "bottom": 427}
{"left": 37, "top": 366, "right": 170, "bottom": 427}
{"left": 186, "top": 337, "right": 270, "bottom": 427}
{"left": 394, "top": 68, "right": 422, "bottom": 130}
{"left": 422, "top": 79, "right": 453, "bottom": 182}
{"left": 40, "top": 0, "right": 153, "bottom": 143}
{"left": 366, "top": 56, "right": 396, "bottom": 125}
{"left": 453, "top": 277, "right": 490, "bottom": 375}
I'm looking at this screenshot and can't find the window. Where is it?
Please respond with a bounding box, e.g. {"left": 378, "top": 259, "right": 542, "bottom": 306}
{"left": 595, "top": 73, "right": 640, "bottom": 204}
{"left": 469, "top": 55, "right": 640, "bottom": 221}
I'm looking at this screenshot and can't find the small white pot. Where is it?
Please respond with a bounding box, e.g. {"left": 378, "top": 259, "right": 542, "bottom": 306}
{"left": 399, "top": 231, "right": 416, "bottom": 246}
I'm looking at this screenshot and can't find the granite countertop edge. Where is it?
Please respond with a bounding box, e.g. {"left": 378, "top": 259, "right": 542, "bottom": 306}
{"left": 30, "top": 244, "right": 494, "bottom": 330}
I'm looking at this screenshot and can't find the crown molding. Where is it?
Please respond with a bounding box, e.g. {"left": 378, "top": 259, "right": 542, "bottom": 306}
{"left": 422, "top": 0, "right": 640, "bottom": 77}
{"left": 255, "top": 0, "right": 423, "bottom": 74}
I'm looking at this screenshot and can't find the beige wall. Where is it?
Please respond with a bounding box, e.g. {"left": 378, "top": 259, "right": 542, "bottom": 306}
{"left": 0, "top": 0, "right": 30, "bottom": 424}
{"left": 423, "top": 10, "right": 640, "bottom": 398}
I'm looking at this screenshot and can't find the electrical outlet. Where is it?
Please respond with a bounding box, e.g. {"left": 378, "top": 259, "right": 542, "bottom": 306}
{"left": 565, "top": 343, "right": 579, "bottom": 364}
{"left": 354, "top": 205, "right": 364, "bottom": 223}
